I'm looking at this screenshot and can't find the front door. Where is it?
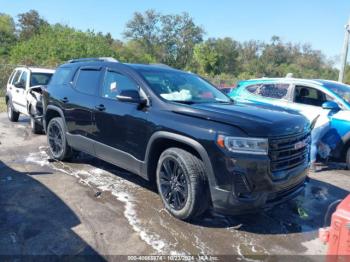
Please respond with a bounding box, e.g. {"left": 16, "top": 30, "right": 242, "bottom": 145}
{"left": 12, "top": 70, "right": 28, "bottom": 114}
{"left": 92, "top": 67, "right": 150, "bottom": 174}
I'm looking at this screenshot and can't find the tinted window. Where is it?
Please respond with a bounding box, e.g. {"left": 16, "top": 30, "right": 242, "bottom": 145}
{"left": 75, "top": 69, "right": 101, "bottom": 95}
{"left": 30, "top": 73, "right": 53, "bottom": 86}
{"left": 247, "top": 83, "right": 289, "bottom": 99}
{"left": 19, "top": 71, "right": 28, "bottom": 87}
{"left": 50, "top": 67, "right": 72, "bottom": 85}
{"left": 294, "top": 86, "right": 330, "bottom": 107}
{"left": 101, "top": 71, "right": 138, "bottom": 99}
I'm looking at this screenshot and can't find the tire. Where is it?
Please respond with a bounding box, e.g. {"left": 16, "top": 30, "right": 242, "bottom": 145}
{"left": 30, "top": 116, "right": 43, "bottom": 134}
{"left": 346, "top": 147, "right": 350, "bottom": 170}
{"left": 47, "top": 117, "right": 73, "bottom": 161}
{"left": 7, "top": 100, "right": 20, "bottom": 122}
{"left": 156, "top": 147, "right": 209, "bottom": 220}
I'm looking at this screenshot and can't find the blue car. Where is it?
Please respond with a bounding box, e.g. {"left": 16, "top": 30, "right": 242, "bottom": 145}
{"left": 229, "top": 77, "right": 350, "bottom": 168}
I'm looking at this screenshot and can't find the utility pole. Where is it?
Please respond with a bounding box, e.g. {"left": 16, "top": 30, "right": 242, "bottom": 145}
{"left": 339, "top": 17, "right": 350, "bottom": 83}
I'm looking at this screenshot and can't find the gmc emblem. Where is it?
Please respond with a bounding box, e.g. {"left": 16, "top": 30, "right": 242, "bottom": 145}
{"left": 294, "top": 140, "right": 307, "bottom": 150}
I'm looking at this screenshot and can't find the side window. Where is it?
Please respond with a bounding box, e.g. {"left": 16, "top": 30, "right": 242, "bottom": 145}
{"left": 8, "top": 70, "right": 16, "bottom": 84}
{"left": 19, "top": 71, "right": 28, "bottom": 88}
{"left": 101, "top": 70, "right": 138, "bottom": 99}
{"left": 246, "top": 83, "right": 289, "bottom": 99}
{"left": 294, "top": 86, "right": 328, "bottom": 107}
{"left": 11, "top": 70, "right": 22, "bottom": 85}
{"left": 75, "top": 68, "right": 101, "bottom": 96}
{"left": 50, "top": 67, "right": 72, "bottom": 85}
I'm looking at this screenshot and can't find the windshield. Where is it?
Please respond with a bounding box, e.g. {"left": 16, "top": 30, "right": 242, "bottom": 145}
{"left": 323, "top": 81, "right": 350, "bottom": 106}
{"left": 30, "top": 73, "right": 53, "bottom": 86}
{"left": 139, "top": 70, "right": 231, "bottom": 103}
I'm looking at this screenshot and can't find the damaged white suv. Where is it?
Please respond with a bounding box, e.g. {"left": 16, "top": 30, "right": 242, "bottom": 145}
{"left": 5, "top": 67, "right": 54, "bottom": 133}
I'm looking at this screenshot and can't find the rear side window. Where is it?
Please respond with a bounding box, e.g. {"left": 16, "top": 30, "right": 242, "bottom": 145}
{"left": 8, "top": 70, "right": 16, "bottom": 84}
{"left": 50, "top": 67, "right": 72, "bottom": 85}
{"left": 19, "top": 71, "right": 28, "bottom": 87}
{"left": 247, "top": 83, "right": 289, "bottom": 99}
{"left": 11, "top": 70, "right": 22, "bottom": 85}
{"left": 75, "top": 68, "right": 101, "bottom": 96}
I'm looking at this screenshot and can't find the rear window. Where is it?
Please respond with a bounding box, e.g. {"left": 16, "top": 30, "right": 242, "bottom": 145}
{"left": 30, "top": 73, "right": 53, "bottom": 86}
{"left": 50, "top": 67, "right": 72, "bottom": 85}
{"left": 75, "top": 69, "right": 101, "bottom": 95}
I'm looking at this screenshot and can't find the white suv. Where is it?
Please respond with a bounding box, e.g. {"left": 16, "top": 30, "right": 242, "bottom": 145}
{"left": 5, "top": 67, "right": 55, "bottom": 133}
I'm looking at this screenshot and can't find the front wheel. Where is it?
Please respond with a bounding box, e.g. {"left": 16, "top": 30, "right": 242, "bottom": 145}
{"left": 156, "top": 147, "right": 209, "bottom": 220}
{"left": 7, "top": 100, "right": 20, "bottom": 122}
{"left": 47, "top": 117, "right": 73, "bottom": 161}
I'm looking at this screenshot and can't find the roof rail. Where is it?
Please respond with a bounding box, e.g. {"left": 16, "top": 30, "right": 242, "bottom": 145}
{"left": 68, "top": 57, "right": 119, "bottom": 63}
{"left": 150, "top": 63, "right": 173, "bottom": 69}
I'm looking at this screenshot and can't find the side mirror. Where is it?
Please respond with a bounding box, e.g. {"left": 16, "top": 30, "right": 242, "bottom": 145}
{"left": 322, "top": 101, "right": 340, "bottom": 111}
{"left": 116, "top": 90, "right": 147, "bottom": 107}
{"left": 14, "top": 81, "right": 25, "bottom": 89}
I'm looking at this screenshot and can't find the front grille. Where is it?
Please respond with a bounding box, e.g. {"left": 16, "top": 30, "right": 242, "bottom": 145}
{"left": 269, "top": 131, "right": 310, "bottom": 172}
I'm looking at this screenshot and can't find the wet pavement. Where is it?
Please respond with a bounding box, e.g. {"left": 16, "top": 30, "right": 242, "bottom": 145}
{"left": 0, "top": 113, "right": 349, "bottom": 260}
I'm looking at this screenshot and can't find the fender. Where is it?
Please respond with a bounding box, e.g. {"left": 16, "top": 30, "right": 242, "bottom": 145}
{"left": 143, "top": 131, "right": 218, "bottom": 192}
{"left": 44, "top": 105, "right": 67, "bottom": 132}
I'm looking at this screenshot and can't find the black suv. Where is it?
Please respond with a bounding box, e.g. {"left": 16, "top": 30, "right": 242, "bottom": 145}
{"left": 43, "top": 58, "right": 311, "bottom": 220}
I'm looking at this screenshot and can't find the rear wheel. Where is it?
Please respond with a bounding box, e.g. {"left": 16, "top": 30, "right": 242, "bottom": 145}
{"left": 156, "top": 147, "right": 209, "bottom": 220}
{"left": 7, "top": 100, "right": 19, "bottom": 122}
{"left": 47, "top": 117, "right": 73, "bottom": 161}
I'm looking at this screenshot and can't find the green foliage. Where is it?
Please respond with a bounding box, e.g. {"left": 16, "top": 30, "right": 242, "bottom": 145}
{"left": 124, "top": 10, "right": 204, "bottom": 69}
{"left": 0, "top": 13, "right": 17, "bottom": 56}
{"left": 0, "top": 8, "right": 342, "bottom": 97}
{"left": 17, "top": 9, "right": 49, "bottom": 40}
{"left": 10, "top": 24, "right": 115, "bottom": 67}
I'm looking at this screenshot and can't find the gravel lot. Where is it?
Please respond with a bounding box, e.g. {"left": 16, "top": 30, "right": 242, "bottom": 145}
{"left": 0, "top": 113, "right": 349, "bottom": 261}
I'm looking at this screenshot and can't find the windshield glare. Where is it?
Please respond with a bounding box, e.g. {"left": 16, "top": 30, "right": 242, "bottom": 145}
{"left": 140, "top": 70, "right": 231, "bottom": 103}
{"left": 324, "top": 81, "right": 350, "bottom": 105}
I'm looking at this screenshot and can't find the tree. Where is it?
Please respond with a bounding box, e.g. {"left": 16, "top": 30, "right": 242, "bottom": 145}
{"left": 124, "top": 10, "right": 204, "bottom": 68}
{"left": 124, "top": 9, "right": 161, "bottom": 58}
{"left": 0, "top": 13, "right": 17, "bottom": 56}
{"left": 17, "top": 10, "right": 49, "bottom": 40}
{"left": 10, "top": 24, "right": 115, "bottom": 66}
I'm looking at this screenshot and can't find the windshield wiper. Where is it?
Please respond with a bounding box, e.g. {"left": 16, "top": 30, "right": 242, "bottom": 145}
{"left": 171, "top": 100, "right": 196, "bottom": 105}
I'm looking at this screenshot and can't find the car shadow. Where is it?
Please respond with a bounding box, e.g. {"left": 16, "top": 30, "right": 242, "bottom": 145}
{"left": 0, "top": 161, "right": 105, "bottom": 259}
{"left": 69, "top": 152, "right": 349, "bottom": 235}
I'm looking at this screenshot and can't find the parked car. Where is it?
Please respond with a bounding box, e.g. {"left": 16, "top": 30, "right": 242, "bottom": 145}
{"left": 43, "top": 58, "right": 311, "bottom": 220}
{"left": 229, "top": 78, "right": 350, "bottom": 168}
{"left": 5, "top": 66, "right": 55, "bottom": 133}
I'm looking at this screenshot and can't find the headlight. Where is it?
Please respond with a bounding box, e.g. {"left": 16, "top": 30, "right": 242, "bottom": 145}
{"left": 217, "top": 135, "right": 268, "bottom": 155}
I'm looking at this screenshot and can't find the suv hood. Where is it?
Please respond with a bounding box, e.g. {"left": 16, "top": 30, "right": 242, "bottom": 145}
{"left": 172, "top": 102, "right": 309, "bottom": 137}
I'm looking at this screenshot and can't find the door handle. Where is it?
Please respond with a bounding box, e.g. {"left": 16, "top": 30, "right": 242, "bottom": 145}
{"left": 95, "top": 104, "right": 106, "bottom": 111}
{"left": 15, "top": 89, "right": 19, "bottom": 93}
{"left": 61, "top": 97, "right": 69, "bottom": 103}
